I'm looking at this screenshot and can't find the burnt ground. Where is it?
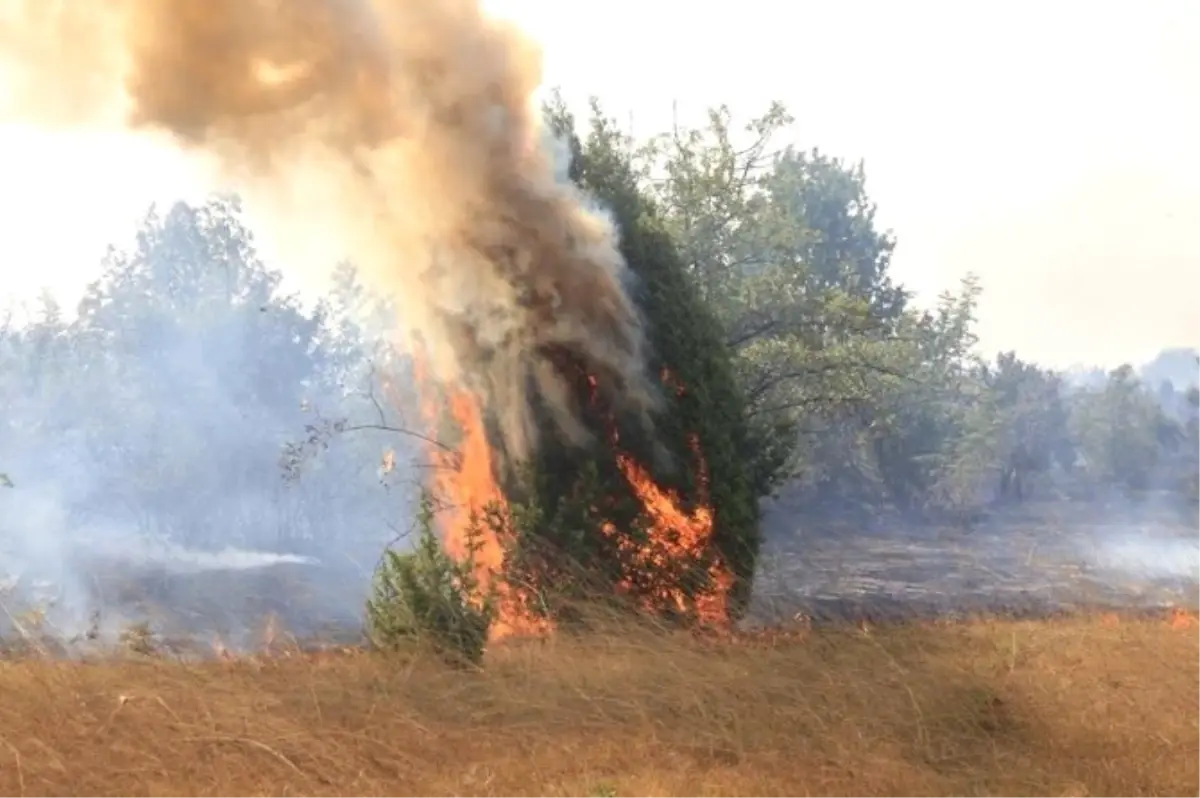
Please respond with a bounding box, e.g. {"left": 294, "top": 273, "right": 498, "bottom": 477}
{"left": 2, "top": 497, "right": 1196, "bottom": 650}
{"left": 748, "top": 494, "right": 1200, "bottom": 626}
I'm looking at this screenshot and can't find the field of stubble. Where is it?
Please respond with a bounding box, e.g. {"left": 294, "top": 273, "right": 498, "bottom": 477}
{"left": 1, "top": 501, "right": 1197, "bottom": 796}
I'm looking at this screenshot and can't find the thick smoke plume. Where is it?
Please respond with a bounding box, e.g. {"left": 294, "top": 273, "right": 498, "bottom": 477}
{"left": 0, "top": 0, "right": 660, "bottom": 463}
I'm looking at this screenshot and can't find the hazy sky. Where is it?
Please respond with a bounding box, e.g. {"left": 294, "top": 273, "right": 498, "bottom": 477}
{"left": 0, "top": 0, "right": 1196, "bottom": 369}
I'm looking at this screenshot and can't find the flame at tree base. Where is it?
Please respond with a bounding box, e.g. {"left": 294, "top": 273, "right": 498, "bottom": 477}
{"left": 430, "top": 388, "right": 553, "bottom": 641}
{"left": 417, "top": 364, "right": 733, "bottom": 643}
{"left": 603, "top": 434, "right": 734, "bottom": 627}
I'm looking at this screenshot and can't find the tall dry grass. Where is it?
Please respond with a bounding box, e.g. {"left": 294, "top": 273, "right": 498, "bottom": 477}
{"left": 0, "top": 611, "right": 1196, "bottom": 796}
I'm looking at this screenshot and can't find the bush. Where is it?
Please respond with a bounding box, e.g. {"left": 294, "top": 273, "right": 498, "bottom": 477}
{"left": 366, "top": 491, "right": 494, "bottom": 665}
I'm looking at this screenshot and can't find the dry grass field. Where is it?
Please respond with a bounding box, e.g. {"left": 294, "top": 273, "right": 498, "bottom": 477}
{"left": 0, "top": 610, "right": 1196, "bottom": 797}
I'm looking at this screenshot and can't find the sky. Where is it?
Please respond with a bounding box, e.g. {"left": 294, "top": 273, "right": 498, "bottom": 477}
{"left": 0, "top": 0, "right": 1196, "bottom": 370}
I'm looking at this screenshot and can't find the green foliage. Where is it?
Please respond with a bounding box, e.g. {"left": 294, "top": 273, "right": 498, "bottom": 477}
{"left": 367, "top": 491, "right": 493, "bottom": 665}
{"left": 575, "top": 108, "right": 761, "bottom": 615}
{"left": 0, "top": 195, "right": 410, "bottom": 565}
{"left": 494, "top": 459, "right": 622, "bottom": 620}
{"left": 579, "top": 96, "right": 1199, "bottom": 524}
{"left": 1068, "top": 365, "right": 1181, "bottom": 495}
{"left": 632, "top": 104, "right": 909, "bottom": 490}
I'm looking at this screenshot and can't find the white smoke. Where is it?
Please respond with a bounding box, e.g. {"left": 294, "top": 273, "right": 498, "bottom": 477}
{"left": 1085, "top": 533, "right": 1200, "bottom": 582}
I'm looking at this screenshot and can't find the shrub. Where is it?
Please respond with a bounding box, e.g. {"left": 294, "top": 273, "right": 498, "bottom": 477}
{"left": 366, "top": 491, "right": 494, "bottom": 665}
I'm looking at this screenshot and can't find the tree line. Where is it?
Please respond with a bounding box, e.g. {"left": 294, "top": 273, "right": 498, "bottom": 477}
{"left": 615, "top": 100, "right": 1198, "bottom": 520}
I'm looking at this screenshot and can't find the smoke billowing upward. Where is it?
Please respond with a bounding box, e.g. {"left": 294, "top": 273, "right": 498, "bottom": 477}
{"left": 0, "top": 0, "right": 660, "bottom": 463}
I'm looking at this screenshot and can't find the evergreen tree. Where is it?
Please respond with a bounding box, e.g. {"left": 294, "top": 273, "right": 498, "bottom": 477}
{"left": 483, "top": 103, "right": 763, "bottom": 623}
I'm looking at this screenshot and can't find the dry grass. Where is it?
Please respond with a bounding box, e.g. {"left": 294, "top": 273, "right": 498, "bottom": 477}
{"left": 0, "top": 611, "right": 1196, "bottom": 797}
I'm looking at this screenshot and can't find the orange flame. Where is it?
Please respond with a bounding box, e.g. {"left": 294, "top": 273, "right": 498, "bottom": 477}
{"left": 414, "top": 361, "right": 732, "bottom": 642}
{"left": 605, "top": 442, "right": 733, "bottom": 625}
{"left": 433, "top": 388, "right": 552, "bottom": 640}
{"left": 412, "top": 357, "right": 551, "bottom": 642}
{"left": 595, "top": 370, "right": 734, "bottom": 627}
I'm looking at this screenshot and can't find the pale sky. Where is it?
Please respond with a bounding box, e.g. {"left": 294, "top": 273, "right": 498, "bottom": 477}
{"left": 0, "top": 0, "right": 1196, "bottom": 369}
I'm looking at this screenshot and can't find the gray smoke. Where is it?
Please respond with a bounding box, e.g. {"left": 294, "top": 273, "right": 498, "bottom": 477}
{"left": 0, "top": 200, "right": 419, "bottom": 645}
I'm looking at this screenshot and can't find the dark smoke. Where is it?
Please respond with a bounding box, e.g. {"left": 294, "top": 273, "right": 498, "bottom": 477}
{"left": 0, "top": 0, "right": 662, "bottom": 464}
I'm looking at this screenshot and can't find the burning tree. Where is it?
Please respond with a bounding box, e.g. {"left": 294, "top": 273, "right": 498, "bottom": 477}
{"left": 384, "top": 107, "right": 763, "bottom": 646}
{"left": 539, "top": 110, "right": 761, "bottom": 621}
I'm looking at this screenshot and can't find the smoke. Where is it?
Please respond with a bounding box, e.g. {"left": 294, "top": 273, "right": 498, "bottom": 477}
{"left": 1083, "top": 529, "right": 1200, "bottom": 583}
{"left": 0, "top": 0, "right": 661, "bottom": 466}
{"left": 0, "top": 479, "right": 318, "bottom": 640}
{"left": 0, "top": 193, "right": 431, "bottom": 644}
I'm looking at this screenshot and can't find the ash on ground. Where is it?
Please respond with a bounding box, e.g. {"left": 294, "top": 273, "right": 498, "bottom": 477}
{"left": 3, "top": 499, "right": 1197, "bottom": 653}
{"left": 0, "top": 551, "right": 371, "bottom": 656}
{"left": 748, "top": 495, "right": 1199, "bottom": 626}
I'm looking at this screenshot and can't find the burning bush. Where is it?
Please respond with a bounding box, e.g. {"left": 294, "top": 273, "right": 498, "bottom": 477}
{"left": 402, "top": 108, "right": 763, "bottom": 643}
{"left": 0, "top": 0, "right": 762, "bottom": 648}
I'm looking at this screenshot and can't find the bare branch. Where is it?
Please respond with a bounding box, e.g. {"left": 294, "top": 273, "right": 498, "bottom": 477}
{"left": 339, "top": 422, "right": 454, "bottom": 453}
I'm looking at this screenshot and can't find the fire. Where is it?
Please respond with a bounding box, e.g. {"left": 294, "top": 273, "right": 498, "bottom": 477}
{"left": 415, "top": 360, "right": 733, "bottom": 642}
{"left": 430, "top": 387, "right": 552, "bottom": 641}
{"left": 605, "top": 442, "right": 734, "bottom": 625}
{"left": 410, "top": 356, "right": 550, "bottom": 641}
{"left": 594, "top": 370, "right": 734, "bottom": 627}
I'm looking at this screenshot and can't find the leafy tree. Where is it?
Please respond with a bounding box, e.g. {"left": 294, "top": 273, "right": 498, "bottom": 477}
{"left": 0, "top": 197, "right": 411, "bottom": 630}
{"left": 981, "top": 353, "right": 1073, "bottom": 503}
{"left": 633, "top": 104, "right": 910, "bottom": 488}
{"left": 1069, "top": 365, "right": 1176, "bottom": 495}
{"left": 868, "top": 278, "right": 986, "bottom": 514}
{"left": 607, "top": 98, "right": 1199, "bottom": 524}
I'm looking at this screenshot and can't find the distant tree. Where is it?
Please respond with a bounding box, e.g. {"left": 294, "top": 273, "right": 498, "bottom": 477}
{"left": 0, "top": 196, "right": 407, "bottom": 578}
{"left": 984, "top": 353, "right": 1072, "bottom": 503}
{"left": 871, "top": 277, "right": 988, "bottom": 516}
{"left": 1068, "top": 365, "right": 1174, "bottom": 494}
